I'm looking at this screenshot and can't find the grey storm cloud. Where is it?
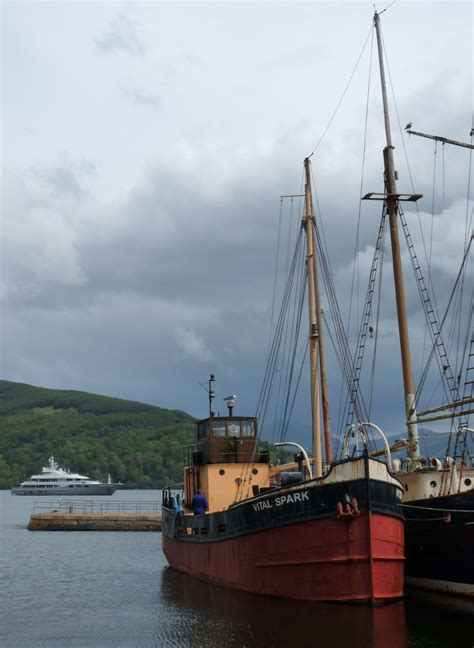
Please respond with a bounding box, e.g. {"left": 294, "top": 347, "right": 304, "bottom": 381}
{"left": 2, "top": 1, "right": 472, "bottom": 434}
{"left": 94, "top": 12, "right": 147, "bottom": 57}
{"left": 34, "top": 167, "right": 90, "bottom": 199}
{"left": 3, "top": 118, "right": 470, "bottom": 428}
{"left": 122, "top": 88, "right": 160, "bottom": 109}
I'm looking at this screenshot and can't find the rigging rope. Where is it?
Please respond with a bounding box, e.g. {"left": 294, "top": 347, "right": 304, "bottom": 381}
{"left": 338, "top": 25, "right": 375, "bottom": 439}
{"left": 412, "top": 231, "right": 473, "bottom": 406}
{"left": 465, "top": 133, "right": 473, "bottom": 252}
{"left": 419, "top": 141, "right": 439, "bottom": 383}
{"left": 367, "top": 213, "right": 387, "bottom": 418}
{"left": 276, "top": 239, "right": 307, "bottom": 443}
{"left": 341, "top": 208, "right": 387, "bottom": 450}
{"left": 382, "top": 30, "right": 444, "bottom": 348}
{"left": 236, "top": 227, "right": 306, "bottom": 501}
{"left": 279, "top": 277, "right": 308, "bottom": 442}
{"left": 308, "top": 24, "right": 374, "bottom": 158}
{"left": 312, "top": 220, "right": 377, "bottom": 454}
{"left": 271, "top": 198, "right": 297, "bottom": 444}
{"left": 255, "top": 229, "right": 305, "bottom": 432}
{"left": 267, "top": 197, "right": 284, "bottom": 360}
{"left": 309, "top": 171, "right": 377, "bottom": 456}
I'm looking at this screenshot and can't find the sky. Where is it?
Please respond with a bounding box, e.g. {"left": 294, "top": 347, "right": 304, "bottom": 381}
{"left": 1, "top": 1, "right": 473, "bottom": 446}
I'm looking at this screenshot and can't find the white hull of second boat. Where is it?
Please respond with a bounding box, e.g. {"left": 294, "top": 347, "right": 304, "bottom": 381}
{"left": 11, "top": 456, "right": 122, "bottom": 496}
{"left": 11, "top": 484, "right": 119, "bottom": 496}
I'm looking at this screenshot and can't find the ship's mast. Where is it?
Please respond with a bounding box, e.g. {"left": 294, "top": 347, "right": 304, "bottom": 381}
{"left": 373, "top": 12, "right": 420, "bottom": 466}
{"left": 303, "top": 157, "right": 331, "bottom": 476}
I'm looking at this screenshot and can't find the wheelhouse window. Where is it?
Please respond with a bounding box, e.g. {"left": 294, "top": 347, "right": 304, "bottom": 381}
{"left": 207, "top": 419, "right": 257, "bottom": 437}
{"left": 227, "top": 423, "right": 240, "bottom": 437}
{"left": 212, "top": 420, "right": 227, "bottom": 437}
{"left": 198, "top": 422, "right": 209, "bottom": 440}
{"left": 242, "top": 421, "right": 255, "bottom": 437}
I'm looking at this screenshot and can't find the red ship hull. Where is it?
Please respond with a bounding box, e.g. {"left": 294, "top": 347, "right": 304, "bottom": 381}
{"left": 163, "top": 511, "right": 404, "bottom": 603}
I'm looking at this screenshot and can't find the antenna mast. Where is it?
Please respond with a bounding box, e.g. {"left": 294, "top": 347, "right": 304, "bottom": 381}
{"left": 200, "top": 374, "right": 216, "bottom": 418}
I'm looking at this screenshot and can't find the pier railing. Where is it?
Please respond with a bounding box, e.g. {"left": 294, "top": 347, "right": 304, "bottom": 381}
{"left": 32, "top": 500, "right": 162, "bottom": 514}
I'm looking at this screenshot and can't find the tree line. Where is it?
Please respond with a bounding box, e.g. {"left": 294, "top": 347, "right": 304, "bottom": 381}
{"left": 0, "top": 380, "right": 195, "bottom": 489}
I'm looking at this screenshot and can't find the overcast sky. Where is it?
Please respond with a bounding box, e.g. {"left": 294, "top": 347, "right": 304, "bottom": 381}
{"left": 1, "top": 1, "right": 472, "bottom": 446}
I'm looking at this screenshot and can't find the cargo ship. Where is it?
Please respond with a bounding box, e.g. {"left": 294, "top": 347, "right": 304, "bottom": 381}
{"left": 162, "top": 405, "right": 405, "bottom": 602}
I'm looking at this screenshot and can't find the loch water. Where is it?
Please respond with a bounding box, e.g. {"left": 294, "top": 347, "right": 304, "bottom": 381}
{"left": 1, "top": 489, "right": 473, "bottom": 648}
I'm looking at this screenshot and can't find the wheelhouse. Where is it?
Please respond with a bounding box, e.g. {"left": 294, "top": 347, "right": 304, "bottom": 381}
{"left": 183, "top": 415, "right": 271, "bottom": 513}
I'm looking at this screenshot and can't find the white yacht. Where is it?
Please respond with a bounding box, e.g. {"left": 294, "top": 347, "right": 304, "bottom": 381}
{"left": 11, "top": 456, "right": 121, "bottom": 496}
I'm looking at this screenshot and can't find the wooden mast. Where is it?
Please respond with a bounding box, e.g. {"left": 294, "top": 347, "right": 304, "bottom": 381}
{"left": 373, "top": 11, "right": 420, "bottom": 466}
{"left": 303, "top": 157, "right": 326, "bottom": 476}
{"left": 313, "top": 176, "right": 333, "bottom": 463}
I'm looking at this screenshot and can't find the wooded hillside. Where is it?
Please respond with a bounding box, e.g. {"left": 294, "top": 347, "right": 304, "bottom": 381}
{"left": 0, "top": 380, "right": 195, "bottom": 489}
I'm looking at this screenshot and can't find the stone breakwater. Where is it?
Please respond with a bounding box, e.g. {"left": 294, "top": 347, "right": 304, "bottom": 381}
{"left": 28, "top": 512, "right": 162, "bottom": 531}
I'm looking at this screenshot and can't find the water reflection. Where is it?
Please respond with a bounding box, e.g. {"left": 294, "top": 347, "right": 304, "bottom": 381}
{"left": 159, "top": 568, "right": 408, "bottom": 648}
{"left": 405, "top": 588, "right": 474, "bottom": 647}
{"left": 4, "top": 492, "right": 474, "bottom": 648}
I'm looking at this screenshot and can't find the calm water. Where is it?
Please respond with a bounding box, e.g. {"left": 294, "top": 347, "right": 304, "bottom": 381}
{"left": 1, "top": 490, "right": 473, "bottom": 647}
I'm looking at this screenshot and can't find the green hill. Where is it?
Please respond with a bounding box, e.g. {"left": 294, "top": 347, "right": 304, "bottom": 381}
{"left": 0, "top": 380, "right": 195, "bottom": 489}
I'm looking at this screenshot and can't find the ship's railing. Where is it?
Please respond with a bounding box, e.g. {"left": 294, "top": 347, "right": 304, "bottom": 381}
{"left": 32, "top": 500, "right": 162, "bottom": 514}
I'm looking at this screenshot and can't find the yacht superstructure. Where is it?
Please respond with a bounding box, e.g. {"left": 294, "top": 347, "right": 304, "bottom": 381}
{"left": 11, "top": 456, "right": 120, "bottom": 496}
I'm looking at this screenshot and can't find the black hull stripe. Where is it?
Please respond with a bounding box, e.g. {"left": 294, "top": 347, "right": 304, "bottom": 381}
{"left": 163, "top": 478, "right": 403, "bottom": 543}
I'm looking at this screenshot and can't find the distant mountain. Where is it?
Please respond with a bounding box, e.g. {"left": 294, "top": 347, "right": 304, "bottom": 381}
{"left": 276, "top": 417, "right": 455, "bottom": 461}
{"left": 365, "top": 428, "right": 454, "bottom": 460}
{"left": 0, "top": 380, "right": 195, "bottom": 489}
{"left": 0, "top": 380, "right": 158, "bottom": 416}
{"left": 408, "top": 429, "right": 454, "bottom": 459}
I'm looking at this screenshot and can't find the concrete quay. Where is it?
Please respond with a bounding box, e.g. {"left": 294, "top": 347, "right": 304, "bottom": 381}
{"left": 27, "top": 499, "right": 163, "bottom": 531}
{"left": 28, "top": 511, "right": 162, "bottom": 531}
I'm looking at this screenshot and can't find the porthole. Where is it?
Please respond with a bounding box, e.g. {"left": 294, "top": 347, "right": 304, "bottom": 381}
{"left": 404, "top": 484, "right": 409, "bottom": 492}
{"left": 465, "top": 478, "right": 472, "bottom": 487}
{"left": 430, "top": 480, "right": 437, "bottom": 488}
{"left": 219, "top": 469, "right": 225, "bottom": 476}
{"left": 252, "top": 468, "right": 258, "bottom": 475}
